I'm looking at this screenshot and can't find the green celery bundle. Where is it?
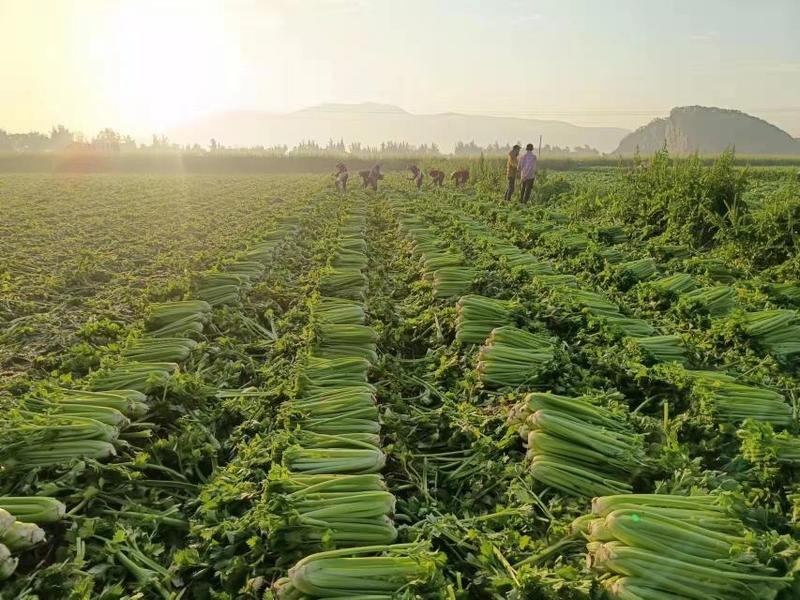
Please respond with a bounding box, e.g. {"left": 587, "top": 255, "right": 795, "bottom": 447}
{"left": 145, "top": 300, "right": 211, "bottom": 332}
{"left": 648, "top": 272, "right": 698, "bottom": 296}
{"left": 311, "top": 297, "right": 366, "bottom": 325}
{"left": 629, "top": 335, "right": 687, "bottom": 364}
{"left": 578, "top": 494, "right": 790, "bottom": 600}
{"left": 122, "top": 337, "right": 197, "bottom": 362}
{"left": 88, "top": 361, "right": 177, "bottom": 393}
{"left": 455, "top": 295, "right": 515, "bottom": 345}
{"left": 739, "top": 309, "right": 800, "bottom": 362}
{"left": 319, "top": 269, "right": 368, "bottom": 300}
{"left": 273, "top": 543, "right": 441, "bottom": 598}
{"left": 476, "top": 326, "right": 554, "bottom": 388}
{"left": 298, "top": 357, "right": 371, "bottom": 394}
{"left": 432, "top": 267, "right": 476, "bottom": 299}
{"left": 54, "top": 388, "right": 148, "bottom": 419}
{"left": 617, "top": 258, "right": 659, "bottom": 284}
{"left": 510, "top": 392, "right": 644, "bottom": 497}
{"left": 313, "top": 324, "right": 378, "bottom": 362}
{"left": 679, "top": 285, "right": 735, "bottom": 316}
{"left": 691, "top": 371, "right": 792, "bottom": 426}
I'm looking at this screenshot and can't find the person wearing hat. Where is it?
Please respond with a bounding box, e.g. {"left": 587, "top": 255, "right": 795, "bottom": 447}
{"left": 518, "top": 143, "right": 538, "bottom": 205}
{"left": 504, "top": 144, "right": 521, "bottom": 202}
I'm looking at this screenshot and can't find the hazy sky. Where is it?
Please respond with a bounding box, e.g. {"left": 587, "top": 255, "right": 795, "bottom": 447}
{"left": 2, "top": 0, "right": 799, "bottom": 137}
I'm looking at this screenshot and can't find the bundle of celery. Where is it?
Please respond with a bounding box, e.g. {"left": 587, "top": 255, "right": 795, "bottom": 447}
{"left": 605, "top": 317, "right": 655, "bottom": 338}
{"left": 273, "top": 543, "right": 442, "bottom": 599}
{"left": 738, "top": 421, "right": 800, "bottom": 466}
{"left": 596, "top": 224, "right": 628, "bottom": 245}
{"left": 739, "top": 309, "right": 800, "bottom": 362}
{"left": 283, "top": 446, "right": 386, "bottom": 474}
{"left": 338, "top": 236, "right": 368, "bottom": 255}
{"left": 23, "top": 397, "right": 130, "bottom": 428}
{"left": 768, "top": 281, "right": 800, "bottom": 305}
{"left": 54, "top": 388, "right": 148, "bottom": 419}
{"left": 684, "top": 257, "right": 742, "bottom": 283}
{"left": 298, "top": 357, "right": 371, "bottom": 394}
{"left": 263, "top": 473, "right": 397, "bottom": 548}
{"left": 509, "top": 392, "right": 645, "bottom": 497}
{"left": 563, "top": 289, "right": 622, "bottom": 318}
{"left": 537, "top": 274, "right": 578, "bottom": 288}
{"left": 423, "top": 251, "right": 465, "bottom": 271}
{"left": 628, "top": 335, "right": 687, "bottom": 364}
{"left": 432, "top": 267, "right": 476, "bottom": 299}
{"left": 88, "top": 361, "right": 177, "bottom": 393}
{"left": 559, "top": 288, "right": 654, "bottom": 337}
{"left": 122, "top": 337, "right": 197, "bottom": 362}
{"left": 554, "top": 231, "right": 590, "bottom": 254}
{"left": 599, "top": 247, "right": 625, "bottom": 264}
{"left": 145, "top": 300, "right": 211, "bottom": 337}
{"left": 311, "top": 297, "right": 365, "bottom": 325}
{"left": 577, "top": 494, "right": 791, "bottom": 600}
{"left": 617, "top": 258, "right": 659, "bottom": 285}
{"left": 0, "top": 497, "right": 66, "bottom": 523}
{"left": 287, "top": 386, "right": 379, "bottom": 434}
{"left": 679, "top": 285, "right": 735, "bottom": 316}
{"left": 455, "top": 295, "right": 515, "bottom": 345}
{"left": 225, "top": 259, "right": 265, "bottom": 280}
{"left": 319, "top": 269, "right": 368, "bottom": 300}
{"left": 476, "top": 326, "right": 555, "bottom": 388}
{"left": 690, "top": 371, "right": 792, "bottom": 426}
{"left": 313, "top": 324, "right": 378, "bottom": 362}
{"left": 648, "top": 272, "right": 698, "bottom": 296}
{"left": 333, "top": 248, "right": 368, "bottom": 270}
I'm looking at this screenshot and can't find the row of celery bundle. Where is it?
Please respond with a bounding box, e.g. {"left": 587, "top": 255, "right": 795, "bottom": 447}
{"left": 271, "top": 214, "right": 441, "bottom": 597}
{"left": 396, "top": 210, "right": 475, "bottom": 299}
{"left": 509, "top": 392, "right": 646, "bottom": 497}
{"left": 574, "top": 494, "right": 791, "bottom": 599}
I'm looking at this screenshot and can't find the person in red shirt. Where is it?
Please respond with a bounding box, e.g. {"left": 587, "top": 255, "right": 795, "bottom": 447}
{"left": 429, "top": 169, "right": 445, "bottom": 186}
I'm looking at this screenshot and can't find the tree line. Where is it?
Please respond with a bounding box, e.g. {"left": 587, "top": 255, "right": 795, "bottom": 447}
{"left": 0, "top": 125, "right": 600, "bottom": 157}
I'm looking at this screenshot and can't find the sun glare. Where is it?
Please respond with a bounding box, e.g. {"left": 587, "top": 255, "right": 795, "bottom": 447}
{"left": 86, "top": 2, "right": 243, "bottom": 133}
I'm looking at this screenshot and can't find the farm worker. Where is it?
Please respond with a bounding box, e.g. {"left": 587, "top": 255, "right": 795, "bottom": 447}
{"left": 368, "top": 164, "right": 383, "bottom": 191}
{"left": 504, "top": 144, "right": 521, "bottom": 202}
{"left": 429, "top": 169, "right": 445, "bottom": 187}
{"left": 451, "top": 169, "right": 469, "bottom": 186}
{"left": 409, "top": 165, "right": 424, "bottom": 189}
{"left": 518, "top": 143, "right": 537, "bottom": 204}
{"left": 358, "top": 169, "right": 372, "bottom": 187}
{"left": 334, "top": 163, "right": 349, "bottom": 192}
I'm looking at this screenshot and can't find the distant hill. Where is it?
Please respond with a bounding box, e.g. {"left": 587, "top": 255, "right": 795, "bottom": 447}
{"left": 613, "top": 106, "right": 800, "bottom": 155}
{"left": 170, "top": 103, "right": 629, "bottom": 153}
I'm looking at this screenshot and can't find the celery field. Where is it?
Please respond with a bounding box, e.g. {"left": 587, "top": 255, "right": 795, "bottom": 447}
{"left": 2, "top": 157, "right": 800, "bottom": 599}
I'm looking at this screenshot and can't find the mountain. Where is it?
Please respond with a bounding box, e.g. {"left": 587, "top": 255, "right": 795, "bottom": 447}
{"left": 613, "top": 106, "right": 800, "bottom": 155}
{"left": 170, "top": 103, "right": 629, "bottom": 153}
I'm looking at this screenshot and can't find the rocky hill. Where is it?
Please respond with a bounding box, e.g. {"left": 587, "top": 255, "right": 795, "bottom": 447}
{"left": 613, "top": 106, "right": 800, "bottom": 155}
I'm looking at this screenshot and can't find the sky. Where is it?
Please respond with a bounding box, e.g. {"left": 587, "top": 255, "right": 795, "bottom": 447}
{"left": 2, "top": 0, "right": 799, "bottom": 138}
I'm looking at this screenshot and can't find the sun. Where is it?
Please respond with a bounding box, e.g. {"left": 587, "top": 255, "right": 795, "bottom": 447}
{"left": 87, "top": 2, "right": 242, "bottom": 133}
